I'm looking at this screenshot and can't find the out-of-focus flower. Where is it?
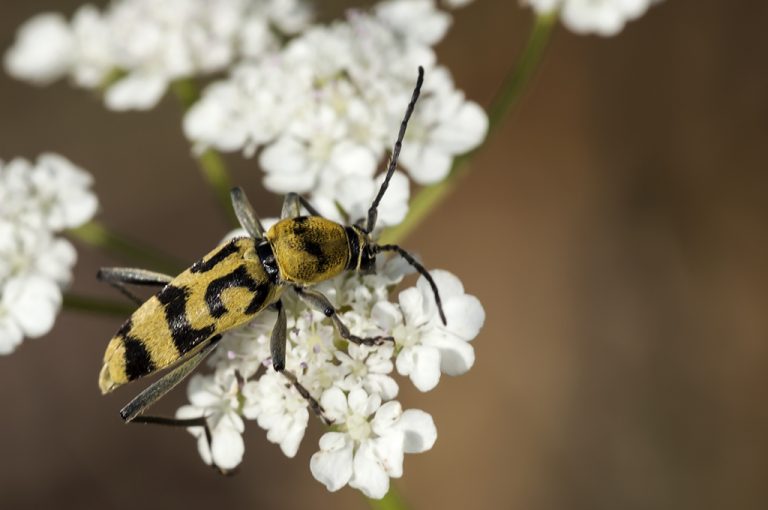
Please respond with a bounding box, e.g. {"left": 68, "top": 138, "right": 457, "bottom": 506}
{"left": 4, "top": 0, "right": 314, "bottom": 110}
{"left": 0, "top": 154, "right": 98, "bottom": 355}
{"left": 524, "top": 0, "right": 660, "bottom": 36}
{"left": 185, "top": 0, "right": 487, "bottom": 226}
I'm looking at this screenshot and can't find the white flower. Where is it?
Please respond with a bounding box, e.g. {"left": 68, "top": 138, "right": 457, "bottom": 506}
{"left": 375, "top": 0, "right": 452, "bottom": 46}
{"left": 336, "top": 343, "right": 399, "bottom": 400}
{"left": 184, "top": 3, "right": 485, "bottom": 220}
{"left": 399, "top": 67, "right": 488, "bottom": 184}
{"left": 524, "top": 0, "right": 660, "bottom": 36}
{"left": 0, "top": 154, "right": 96, "bottom": 355}
{"left": 242, "top": 371, "right": 309, "bottom": 458}
{"left": 5, "top": 0, "right": 315, "bottom": 110}
{"left": 3, "top": 13, "right": 75, "bottom": 85}
{"left": 441, "top": 0, "right": 475, "bottom": 8}
{"left": 0, "top": 275, "right": 62, "bottom": 354}
{"left": 374, "top": 270, "right": 485, "bottom": 392}
{"left": 310, "top": 387, "right": 436, "bottom": 499}
{"left": 176, "top": 371, "right": 246, "bottom": 471}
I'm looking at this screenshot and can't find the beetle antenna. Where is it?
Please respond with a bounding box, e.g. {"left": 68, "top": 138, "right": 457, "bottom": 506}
{"left": 375, "top": 243, "right": 446, "bottom": 325}
{"left": 366, "top": 66, "right": 424, "bottom": 233}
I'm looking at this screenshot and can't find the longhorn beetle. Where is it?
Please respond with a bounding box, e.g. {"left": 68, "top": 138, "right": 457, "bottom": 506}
{"left": 97, "top": 67, "right": 446, "bottom": 468}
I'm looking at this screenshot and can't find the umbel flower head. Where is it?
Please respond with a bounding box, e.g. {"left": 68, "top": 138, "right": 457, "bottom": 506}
{"left": 524, "top": 0, "right": 661, "bottom": 36}
{"left": 178, "top": 255, "right": 485, "bottom": 498}
{"left": 0, "top": 154, "right": 98, "bottom": 354}
{"left": 4, "top": 0, "right": 313, "bottom": 110}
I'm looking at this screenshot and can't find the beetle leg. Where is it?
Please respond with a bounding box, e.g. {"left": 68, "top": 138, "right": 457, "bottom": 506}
{"left": 230, "top": 186, "right": 265, "bottom": 240}
{"left": 281, "top": 192, "right": 322, "bottom": 219}
{"left": 97, "top": 267, "right": 174, "bottom": 305}
{"left": 269, "top": 299, "right": 332, "bottom": 425}
{"left": 291, "top": 286, "right": 394, "bottom": 347}
{"left": 269, "top": 300, "right": 287, "bottom": 371}
{"left": 119, "top": 335, "right": 222, "bottom": 423}
{"left": 118, "top": 336, "right": 229, "bottom": 473}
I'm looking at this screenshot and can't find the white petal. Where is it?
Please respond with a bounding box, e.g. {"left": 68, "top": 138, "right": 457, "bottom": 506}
{"left": 350, "top": 442, "right": 390, "bottom": 499}
{"left": 397, "top": 409, "right": 437, "bottom": 453}
{"left": 4, "top": 13, "right": 74, "bottom": 85}
{"left": 105, "top": 73, "right": 168, "bottom": 111}
{"left": 429, "top": 334, "right": 475, "bottom": 376}
{"left": 4, "top": 276, "right": 61, "bottom": 338}
{"left": 399, "top": 345, "right": 441, "bottom": 392}
{"left": 371, "top": 432, "right": 404, "bottom": 478}
{"left": 400, "top": 143, "right": 452, "bottom": 185}
{"left": 372, "top": 401, "right": 402, "bottom": 436}
{"left": 420, "top": 269, "right": 465, "bottom": 301}
{"left": 211, "top": 424, "right": 245, "bottom": 470}
{"left": 330, "top": 141, "right": 377, "bottom": 177}
{"left": 310, "top": 432, "right": 354, "bottom": 492}
{"left": 0, "top": 315, "right": 23, "bottom": 355}
{"left": 279, "top": 412, "right": 308, "bottom": 458}
{"left": 431, "top": 100, "right": 488, "bottom": 154}
{"left": 443, "top": 295, "right": 485, "bottom": 341}
{"left": 320, "top": 386, "right": 349, "bottom": 419}
{"left": 260, "top": 137, "right": 316, "bottom": 193}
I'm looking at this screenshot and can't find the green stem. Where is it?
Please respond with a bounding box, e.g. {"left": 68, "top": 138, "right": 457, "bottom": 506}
{"left": 68, "top": 220, "right": 184, "bottom": 274}
{"left": 171, "top": 78, "right": 237, "bottom": 226}
{"left": 380, "top": 12, "right": 557, "bottom": 245}
{"left": 367, "top": 485, "right": 409, "bottom": 510}
{"left": 63, "top": 293, "right": 135, "bottom": 317}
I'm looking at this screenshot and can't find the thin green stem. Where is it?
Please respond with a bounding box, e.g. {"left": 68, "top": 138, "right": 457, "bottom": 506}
{"left": 367, "top": 485, "right": 409, "bottom": 510}
{"left": 171, "top": 78, "right": 237, "bottom": 226}
{"left": 63, "top": 293, "right": 135, "bottom": 317}
{"left": 68, "top": 220, "right": 184, "bottom": 274}
{"left": 380, "top": 12, "right": 557, "bottom": 245}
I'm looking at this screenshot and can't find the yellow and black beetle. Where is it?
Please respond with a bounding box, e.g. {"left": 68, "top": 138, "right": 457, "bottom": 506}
{"left": 96, "top": 67, "right": 446, "bottom": 459}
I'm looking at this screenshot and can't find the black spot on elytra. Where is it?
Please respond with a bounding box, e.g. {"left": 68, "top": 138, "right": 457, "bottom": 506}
{"left": 157, "top": 285, "right": 216, "bottom": 354}
{"left": 190, "top": 241, "right": 240, "bottom": 273}
{"left": 123, "top": 335, "right": 154, "bottom": 380}
{"left": 204, "top": 265, "right": 269, "bottom": 318}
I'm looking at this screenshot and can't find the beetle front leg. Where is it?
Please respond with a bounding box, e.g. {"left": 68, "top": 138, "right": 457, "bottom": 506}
{"left": 291, "top": 286, "right": 394, "bottom": 346}
{"left": 269, "top": 299, "right": 331, "bottom": 425}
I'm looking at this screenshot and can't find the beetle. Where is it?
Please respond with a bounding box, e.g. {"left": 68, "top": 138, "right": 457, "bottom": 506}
{"left": 97, "top": 66, "right": 446, "bottom": 462}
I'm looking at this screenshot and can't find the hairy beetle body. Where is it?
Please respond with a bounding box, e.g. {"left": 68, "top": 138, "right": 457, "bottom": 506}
{"left": 267, "top": 216, "right": 351, "bottom": 285}
{"left": 99, "top": 236, "right": 282, "bottom": 394}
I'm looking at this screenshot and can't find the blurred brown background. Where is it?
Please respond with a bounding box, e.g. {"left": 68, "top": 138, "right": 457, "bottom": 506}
{"left": 1, "top": 0, "right": 767, "bottom": 509}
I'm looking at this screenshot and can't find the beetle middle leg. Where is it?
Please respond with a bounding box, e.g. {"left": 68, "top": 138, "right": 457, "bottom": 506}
{"left": 291, "top": 286, "right": 394, "bottom": 346}
{"left": 97, "top": 267, "right": 175, "bottom": 305}
{"left": 269, "top": 299, "right": 332, "bottom": 426}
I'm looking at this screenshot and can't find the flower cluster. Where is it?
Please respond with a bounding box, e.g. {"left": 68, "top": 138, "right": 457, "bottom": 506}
{"left": 183, "top": 0, "right": 488, "bottom": 227}
{"left": 4, "top": 0, "right": 313, "bottom": 110}
{"left": 177, "top": 255, "right": 484, "bottom": 498}
{"left": 0, "top": 154, "right": 98, "bottom": 354}
{"left": 524, "top": 0, "right": 660, "bottom": 36}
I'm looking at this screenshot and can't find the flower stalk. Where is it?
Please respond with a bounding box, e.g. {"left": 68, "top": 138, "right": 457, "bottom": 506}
{"left": 63, "top": 293, "right": 135, "bottom": 316}
{"left": 68, "top": 220, "right": 183, "bottom": 274}
{"left": 171, "top": 78, "right": 237, "bottom": 226}
{"left": 367, "top": 485, "right": 409, "bottom": 510}
{"left": 380, "top": 12, "right": 557, "bottom": 245}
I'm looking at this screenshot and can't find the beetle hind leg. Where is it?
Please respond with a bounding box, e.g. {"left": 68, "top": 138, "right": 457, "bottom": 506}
{"left": 97, "top": 267, "right": 174, "bottom": 305}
